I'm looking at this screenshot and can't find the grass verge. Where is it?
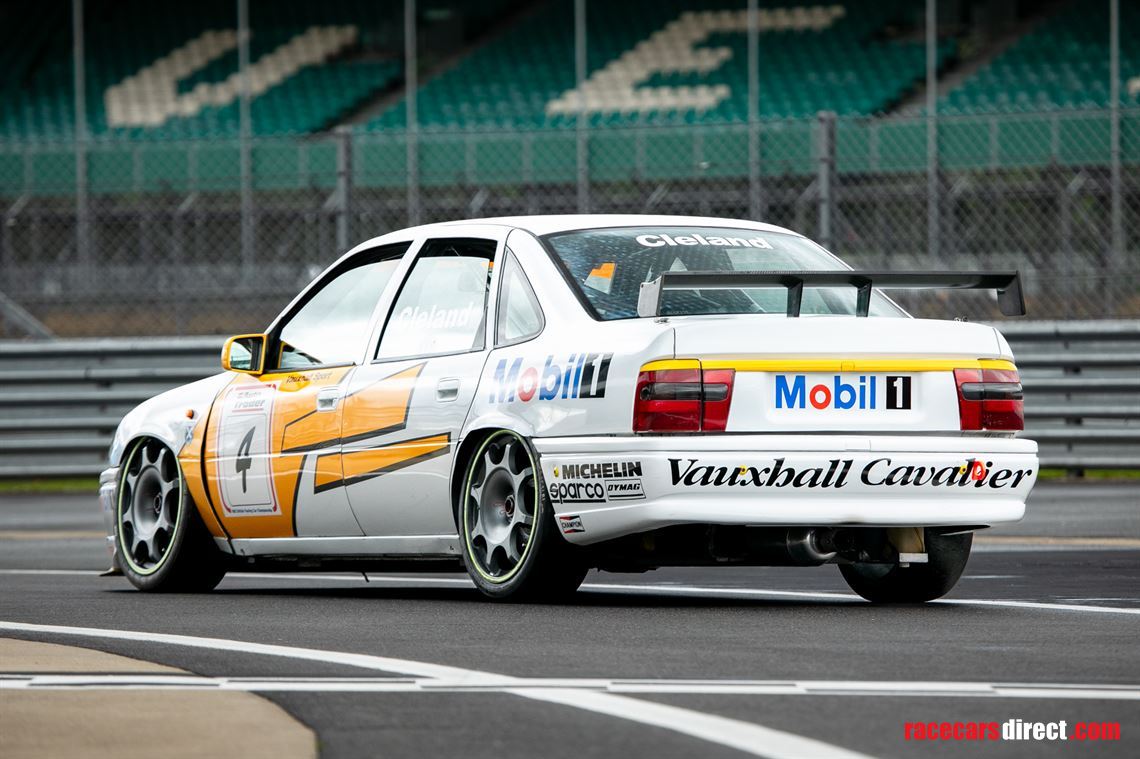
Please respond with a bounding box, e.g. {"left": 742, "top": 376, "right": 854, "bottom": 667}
{"left": 0, "top": 478, "right": 101, "bottom": 494}
{"left": 1037, "top": 468, "right": 1140, "bottom": 480}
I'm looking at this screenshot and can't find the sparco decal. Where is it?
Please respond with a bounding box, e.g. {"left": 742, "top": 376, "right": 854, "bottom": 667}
{"left": 489, "top": 353, "right": 613, "bottom": 403}
{"left": 669, "top": 457, "right": 1033, "bottom": 490}
{"left": 774, "top": 374, "right": 913, "bottom": 411}
{"left": 548, "top": 481, "right": 606, "bottom": 504}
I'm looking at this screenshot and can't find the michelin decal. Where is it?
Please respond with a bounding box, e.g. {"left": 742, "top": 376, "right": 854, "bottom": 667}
{"left": 547, "top": 460, "right": 646, "bottom": 505}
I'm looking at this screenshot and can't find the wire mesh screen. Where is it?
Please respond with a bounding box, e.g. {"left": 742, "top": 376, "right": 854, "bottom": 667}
{"left": 0, "top": 107, "right": 1136, "bottom": 336}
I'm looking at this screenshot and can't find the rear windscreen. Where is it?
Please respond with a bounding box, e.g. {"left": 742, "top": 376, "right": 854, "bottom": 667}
{"left": 543, "top": 227, "right": 904, "bottom": 320}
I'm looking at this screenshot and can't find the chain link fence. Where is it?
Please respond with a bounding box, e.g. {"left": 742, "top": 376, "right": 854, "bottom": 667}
{"left": 1, "top": 107, "right": 1137, "bottom": 336}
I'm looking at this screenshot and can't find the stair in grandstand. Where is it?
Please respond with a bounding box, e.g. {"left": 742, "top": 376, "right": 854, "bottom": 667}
{"left": 0, "top": 0, "right": 407, "bottom": 141}
{"left": 940, "top": 0, "right": 1140, "bottom": 114}
{"left": 362, "top": 0, "right": 953, "bottom": 131}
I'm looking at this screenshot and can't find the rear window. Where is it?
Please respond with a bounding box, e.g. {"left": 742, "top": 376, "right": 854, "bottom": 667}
{"left": 543, "top": 226, "right": 903, "bottom": 320}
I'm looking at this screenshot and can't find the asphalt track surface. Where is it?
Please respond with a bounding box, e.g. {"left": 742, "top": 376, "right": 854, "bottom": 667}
{"left": 1, "top": 483, "right": 1138, "bottom": 758}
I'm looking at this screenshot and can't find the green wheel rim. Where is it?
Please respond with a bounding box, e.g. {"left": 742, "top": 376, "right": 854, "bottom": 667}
{"left": 462, "top": 431, "right": 539, "bottom": 584}
{"left": 117, "top": 439, "right": 184, "bottom": 576}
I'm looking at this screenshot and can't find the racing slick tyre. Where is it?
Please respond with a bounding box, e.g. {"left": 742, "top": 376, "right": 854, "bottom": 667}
{"left": 459, "top": 430, "right": 588, "bottom": 601}
{"left": 116, "top": 437, "right": 227, "bottom": 593}
{"left": 839, "top": 530, "right": 973, "bottom": 603}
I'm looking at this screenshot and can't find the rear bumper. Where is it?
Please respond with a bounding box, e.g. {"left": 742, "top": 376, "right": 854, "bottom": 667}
{"left": 533, "top": 434, "right": 1038, "bottom": 545}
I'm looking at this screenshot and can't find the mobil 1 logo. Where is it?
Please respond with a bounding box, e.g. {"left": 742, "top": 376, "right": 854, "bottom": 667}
{"left": 885, "top": 376, "right": 912, "bottom": 410}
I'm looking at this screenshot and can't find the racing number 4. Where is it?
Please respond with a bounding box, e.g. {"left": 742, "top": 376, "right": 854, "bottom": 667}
{"left": 214, "top": 383, "right": 279, "bottom": 515}
{"left": 235, "top": 426, "right": 256, "bottom": 493}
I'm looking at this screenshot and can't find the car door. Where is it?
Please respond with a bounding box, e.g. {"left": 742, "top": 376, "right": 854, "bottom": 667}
{"left": 203, "top": 245, "right": 407, "bottom": 539}
{"left": 340, "top": 234, "right": 501, "bottom": 537}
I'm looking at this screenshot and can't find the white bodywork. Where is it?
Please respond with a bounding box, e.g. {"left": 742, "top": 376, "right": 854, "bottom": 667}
{"left": 103, "top": 215, "right": 1038, "bottom": 558}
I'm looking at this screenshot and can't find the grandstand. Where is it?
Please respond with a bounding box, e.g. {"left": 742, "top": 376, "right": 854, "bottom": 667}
{"left": 942, "top": 1, "right": 1140, "bottom": 114}
{"left": 2, "top": 0, "right": 1134, "bottom": 144}
{"left": 0, "top": 0, "right": 514, "bottom": 141}
{"left": 0, "top": 0, "right": 1136, "bottom": 335}
{"left": 366, "top": 0, "right": 952, "bottom": 130}
{"left": 0, "top": 0, "right": 1132, "bottom": 197}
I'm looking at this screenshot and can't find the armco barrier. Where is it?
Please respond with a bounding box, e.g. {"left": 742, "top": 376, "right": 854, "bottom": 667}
{"left": 0, "top": 323, "right": 1137, "bottom": 479}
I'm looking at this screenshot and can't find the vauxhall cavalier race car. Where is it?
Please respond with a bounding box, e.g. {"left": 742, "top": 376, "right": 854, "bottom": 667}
{"left": 100, "top": 215, "right": 1037, "bottom": 603}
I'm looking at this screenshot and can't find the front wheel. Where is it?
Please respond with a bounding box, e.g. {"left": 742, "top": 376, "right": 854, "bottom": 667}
{"left": 116, "top": 437, "right": 227, "bottom": 592}
{"left": 459, "top": 430, "right": 587, "bottom": 601}
{"left": 839, "top": 530, "right": 972, "bottom": 603}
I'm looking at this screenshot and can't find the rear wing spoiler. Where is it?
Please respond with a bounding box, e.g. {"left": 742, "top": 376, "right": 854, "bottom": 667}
{"left": 636, "top": 270, "right": 1025, "bottom": 318}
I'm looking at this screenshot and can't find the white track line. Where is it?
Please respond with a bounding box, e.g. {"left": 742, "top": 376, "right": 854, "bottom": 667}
{"left": 3, "top": 674, "right": 1139, "bottom": 701}
{"left": 0, "top": 620, "right": 868, "bottom": 759}
{"left": 4, "top": 568, "right": 1140, "bottom": 616}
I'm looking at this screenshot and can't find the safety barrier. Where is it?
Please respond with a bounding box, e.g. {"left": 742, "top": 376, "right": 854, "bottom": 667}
{"left": 0, "top": 323, "right": 1137, "bottom": 478}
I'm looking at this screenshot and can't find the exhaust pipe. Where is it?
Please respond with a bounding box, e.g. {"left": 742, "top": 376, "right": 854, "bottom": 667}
{"left": 785, "top": 528, "right": 838, "bottom": 565}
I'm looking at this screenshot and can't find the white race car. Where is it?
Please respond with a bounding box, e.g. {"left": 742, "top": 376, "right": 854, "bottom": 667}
{"left": 100, "top": 215, "right": 1036, "bottom": 602}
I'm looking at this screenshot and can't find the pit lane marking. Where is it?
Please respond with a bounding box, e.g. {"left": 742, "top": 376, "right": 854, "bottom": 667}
{"left": 0, "top": 621, "right": 869, "bottom": 759}
{"left": 4, "top": 568, "right": 1140, "bottom": 615}
{"left": 4, "top": 674, "right": 1139, "bottom": 701}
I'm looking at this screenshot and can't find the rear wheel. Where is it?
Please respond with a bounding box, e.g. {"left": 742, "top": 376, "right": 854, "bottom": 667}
{"left": 839, "top": 530, "right": 972, "bottom": 603}
{"left": 459, "top": 430, "right": 587, "bottom": 601}
{"left": 116, "top": 437, "right": 226, "bottom": 592}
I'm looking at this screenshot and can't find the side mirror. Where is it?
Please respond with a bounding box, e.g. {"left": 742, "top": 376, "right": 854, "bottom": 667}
{"left": 221, "top": 334, "right": 267, "bottom": 374}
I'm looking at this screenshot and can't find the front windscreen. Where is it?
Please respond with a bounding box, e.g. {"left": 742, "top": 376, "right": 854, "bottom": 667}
{"left": 543, "top": 226, "right": 904, "bottom": 320}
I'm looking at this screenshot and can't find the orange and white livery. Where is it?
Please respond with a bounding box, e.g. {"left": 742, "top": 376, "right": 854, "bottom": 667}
{"left": 100, "top": 215, "right": 1037, "bottom": 602}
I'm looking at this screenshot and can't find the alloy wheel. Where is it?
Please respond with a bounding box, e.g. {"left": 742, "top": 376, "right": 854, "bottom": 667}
{"left": 464, "top": 433, "right": 537, "bottom": 582}
{"left": 118, "top": 439, "right": 182, "bottom": 574}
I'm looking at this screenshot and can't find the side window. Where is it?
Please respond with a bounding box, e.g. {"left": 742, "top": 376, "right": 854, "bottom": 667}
{"left": 496, "top": 251, "right": 544, "bottom": 345}
{"left": 376, "top": 238, "right": 496, "bottom": 360}
{"left": 274, "top": 250, "right": 404, "bottom": 370}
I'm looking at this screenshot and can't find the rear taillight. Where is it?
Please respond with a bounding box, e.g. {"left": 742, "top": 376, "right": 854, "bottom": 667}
{"left": 954, "top": 367, "right": 1024, "bottom": 431}
{"left": 634, "top": 366, "right": 735, "bottom": 432}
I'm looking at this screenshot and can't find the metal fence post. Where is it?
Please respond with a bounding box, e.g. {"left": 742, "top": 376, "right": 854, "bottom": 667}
{"left": 336, "top": 127, "right": 353, "bottom": 252}
{"left": 575, "top": 0, "right": 589, "bottom": 213}
{"left": 523, "top": 132, "right": 535, "bottom": 214}
{"left": 926, "top": 0, "right": 940, "bottom": 266}
{"left": 747, "top": 0, "right": 762, "bottom": 221}
{"left": 816, "top": 111, "right": 836, "bottom": 251}
{"left": 72, "top": 0, "right": 90, "bottom": 277}
{"left": 1109, "top": 0, "right": 1122, "bottom": 313}
{"left": 405, "top": 0, "right": 420, "bottom": 226}
{"left": 1062, "top": 173, "right": 1086, "bottom": 318}
{"left": 237, "top": 0, "right": 254, "bottom": 280}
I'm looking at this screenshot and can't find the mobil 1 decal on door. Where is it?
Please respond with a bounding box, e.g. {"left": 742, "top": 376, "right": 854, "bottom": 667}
{"left": 214, "top": 382, "right": 279, "bottom": 516}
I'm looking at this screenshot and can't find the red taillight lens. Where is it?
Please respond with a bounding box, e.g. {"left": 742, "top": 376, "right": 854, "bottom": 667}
{"left": 701, "top": 369, "right": 735, "bottom": 432}
{"left": 954, "top": 367, "right": 1024, "bottom": 431}
{"left": 633, "top": 367, "right": 735, "bottom": 432}
{"left": 634, "top": 368, "right": 702, "bottom": 432}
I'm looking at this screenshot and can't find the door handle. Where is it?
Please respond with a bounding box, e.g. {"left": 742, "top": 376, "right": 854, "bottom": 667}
{"left": 316, "top": 387, "right": 342, "bottom": 412}
{"left": 437, "top": 378, "right": 460, "bottom": 402}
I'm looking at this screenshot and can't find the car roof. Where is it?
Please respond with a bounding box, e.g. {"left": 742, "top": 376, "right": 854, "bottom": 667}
{"left": 349, "top": 214, "right": 805, "bottom": 253}
{"left": 436, "top": 214, "right": 803, "bottom": 237}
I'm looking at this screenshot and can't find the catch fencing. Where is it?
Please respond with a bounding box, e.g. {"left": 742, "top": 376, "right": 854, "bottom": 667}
{"left": 0, "top": 321, "right": 1137, "bottom": 479}
{"left": 1, "top": 107, "right": 1138, "bottom": 337}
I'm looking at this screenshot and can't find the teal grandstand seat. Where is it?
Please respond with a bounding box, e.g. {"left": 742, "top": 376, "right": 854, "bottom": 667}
{"left": 0, "top": 0, "right": 405, "bottom": 141}
{"left": 941, "top": 2, "right": 1139, "bottom": 114}
{"left": 363, "top": 0, "right": 953, "bottom": 132}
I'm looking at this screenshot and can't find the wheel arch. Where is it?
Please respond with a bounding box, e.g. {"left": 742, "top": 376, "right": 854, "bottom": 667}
{"left": 115, "top": 430, "right": 229, "bottom": 546}
{"left": 450, "top": 417, "right": 538, "bottom": 528}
